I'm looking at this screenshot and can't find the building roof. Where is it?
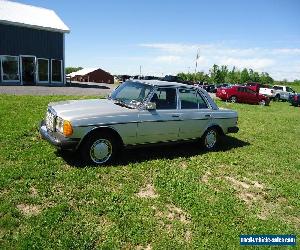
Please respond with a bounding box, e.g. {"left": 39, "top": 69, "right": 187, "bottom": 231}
{"left": 67, "top": 68, "right": 98, "bottom": 77}
{"left": 0, "top": 0, "right": 70, "bottom": 33}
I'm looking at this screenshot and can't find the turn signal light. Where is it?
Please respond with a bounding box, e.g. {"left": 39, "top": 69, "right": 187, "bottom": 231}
{"left": 63, "top": 120, "right": 73, "bottom": 136}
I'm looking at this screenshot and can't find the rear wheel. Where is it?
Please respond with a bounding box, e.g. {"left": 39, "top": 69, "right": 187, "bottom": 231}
{"left": 274, "top": 94, "right": 280, "bottom": 102}
{"left": 259, "top": 99, "right": 266, "bottom": 106}
{"left": 80, "top": 133, "right": 119, "bottom": 166}
{"left": 202, "top": 127, "right": 219, "bottom": 151}
{"left": 229, "top": 96, "right": 237, "bottom": 103}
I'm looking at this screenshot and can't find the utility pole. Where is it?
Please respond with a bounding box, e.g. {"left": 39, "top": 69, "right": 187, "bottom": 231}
{"left": 195, "top": 48, "right": 200, "bottom": 73}
{"left": 139, "top": 65, "right": 142, "bottom": 79}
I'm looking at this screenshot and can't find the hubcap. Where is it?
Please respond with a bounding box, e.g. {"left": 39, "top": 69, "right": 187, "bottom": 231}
{"left": 230, "top": 97, "right": 236, "bottom": 103}
{"left": 205, "top": 130, "right": 217, "bottom": 149}
{"left": 90, "top": 139, "right": 112, "bottom": 164}
{"left": 260, "top": 100, "right": 266, "bottom": 106}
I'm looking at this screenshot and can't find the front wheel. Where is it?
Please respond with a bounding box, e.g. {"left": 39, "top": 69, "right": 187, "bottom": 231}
{"left": 229, "top": 96, "right": 237, "bottom": 103}
{"left": 202, "top": 127, "right": 219, "bottom": 151}
{"left": 80, "top": 133, "right": 118, "bottom": 166}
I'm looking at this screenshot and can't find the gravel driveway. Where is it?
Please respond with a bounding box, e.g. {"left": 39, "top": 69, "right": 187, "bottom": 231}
{"left": 0, "top": 82, "right": 114, "bottom": 96}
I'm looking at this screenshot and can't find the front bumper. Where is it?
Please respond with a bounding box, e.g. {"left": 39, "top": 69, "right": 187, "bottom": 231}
{"left": 39, "top": 121, "right": 80, "bottom": 150}
{"left": 227, "top": 126, "right": 239, "bottom": 133}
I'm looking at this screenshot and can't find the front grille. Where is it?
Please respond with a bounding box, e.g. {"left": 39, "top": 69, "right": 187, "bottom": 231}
{"left": 45, "top": 110, "right": 56, "bottom": 131}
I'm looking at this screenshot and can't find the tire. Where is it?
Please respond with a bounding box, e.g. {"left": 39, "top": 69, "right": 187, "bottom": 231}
{"left": 274, "top": 94, "right": 280, "bottom": 102}
{"left": 201, "top": 127, "right": 219, "bottom": 151}
{"left": 259, "top": 99, "right": 266, "bottom": 106}
{"left": 80, "top": 133, "right": 119, "bottom": 166}
{"left": 229, "top": 96, "right": 237, "bottom": 103}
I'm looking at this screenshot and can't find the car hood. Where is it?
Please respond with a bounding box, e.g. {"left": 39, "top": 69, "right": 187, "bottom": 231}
{"left": 49, "top": 99, "right": 135, "bottom": 120}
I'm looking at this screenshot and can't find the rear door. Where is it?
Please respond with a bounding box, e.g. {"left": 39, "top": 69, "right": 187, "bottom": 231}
{"left": 177, "top": 88, "right": 211, "bottom": 140}
{"left": 245, "top": 88, "right": 259, "bottom": 103}
{"left": 237, "top": 87, "right": 246, "bottom": 103}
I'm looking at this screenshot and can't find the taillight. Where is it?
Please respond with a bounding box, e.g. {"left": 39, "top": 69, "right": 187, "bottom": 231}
{"left": 294, "top": 95, "right": 298, "bottom": 101}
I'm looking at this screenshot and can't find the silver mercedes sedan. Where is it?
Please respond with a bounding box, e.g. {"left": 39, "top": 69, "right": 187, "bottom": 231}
{"left": 40, "top": 80, "right": 239, "bottom": 165}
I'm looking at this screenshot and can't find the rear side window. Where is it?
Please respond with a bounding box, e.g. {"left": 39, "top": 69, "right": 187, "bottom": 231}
{"left": 237, "top": 87, "right": 245, "bottom": 92}
{"left": 273, "top": 86, "right": 283, "bottom": 90}
{"left": 245, "top": 88, "right": 256, "bottom": 94}
{"left": 179, "top": 88, "right": 208, "bottom": 109}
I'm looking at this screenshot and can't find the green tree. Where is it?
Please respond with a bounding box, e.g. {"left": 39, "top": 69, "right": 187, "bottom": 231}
{"left": 240, "top": 68, "right": 250, "bottom": 83}
{"left": 65, "top": 67, "right": 83, "bottom": 75}
{"left": 260, "top": 72, "right": 274, "bottom": 85}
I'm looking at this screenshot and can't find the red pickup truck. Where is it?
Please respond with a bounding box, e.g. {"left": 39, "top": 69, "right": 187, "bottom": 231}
{"left": 216, "top": 86, "right": 270, "bottom": 105}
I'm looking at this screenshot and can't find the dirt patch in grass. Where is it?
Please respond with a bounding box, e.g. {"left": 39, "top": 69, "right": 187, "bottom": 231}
{"left": 223, "top": 176, "right": 295, "bottom": 224}
{"left": 29, "top": 187, "right": 38, "bottom": 197}
{"left": 224, "top": 176, "right": 266, "bottom": 205}
{"left": 201, "top": 171, "right": 212, "bottom": 184}
{"left": 136, "top": 184, "right": 159, "bottom": 199}
{"left": 17, "top": 203, "right": 41, "bottom": 216}
{"left": 152, "top": 204, "right": 192, "bottom": 242}
{"left": 184, "top": 229, "right": 192, "bottom": 243}
{"left": 166, "top": 204, "right": 191, "bottom": 224}
{"left": 136, "top": 244, "right": 152, "bottom": 250}
{"left": 179, "top": 161, "right": 188, "bottom": 169}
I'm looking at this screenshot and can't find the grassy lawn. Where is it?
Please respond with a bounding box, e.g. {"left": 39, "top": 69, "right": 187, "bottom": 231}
{"left": 0, "top": 94, "right": 299, "bottom": 249}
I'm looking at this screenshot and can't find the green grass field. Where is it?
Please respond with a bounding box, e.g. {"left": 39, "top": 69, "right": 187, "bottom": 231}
{"left": 0, "top": 94, "right": 299, "bottom": 249}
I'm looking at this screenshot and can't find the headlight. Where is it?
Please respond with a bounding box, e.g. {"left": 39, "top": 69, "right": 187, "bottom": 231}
{"left": 55, "top": 117, "right": 64, "bottom": 133}
{"left": 55, "top": 117, "right": 73, "bottom": 137}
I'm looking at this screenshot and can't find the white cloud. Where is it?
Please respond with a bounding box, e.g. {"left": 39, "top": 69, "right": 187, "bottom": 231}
{"left": 218, "top": 57, "right": 275, "bottom": 70}
{"left": 140, "top": 43, "right": 213, "bottom": 54}
{"left": 138, "top": 42, "right": 300, "bottom": 80}
{"left": 271, "top": 48, "right": 300, "bottom": 55}
{"left": 154, "top": 55, "right": 181, "bottom": 63}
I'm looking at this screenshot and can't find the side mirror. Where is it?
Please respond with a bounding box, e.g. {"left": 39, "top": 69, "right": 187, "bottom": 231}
{"left": 145, "top": 102, "right": 156, "bottom": 110}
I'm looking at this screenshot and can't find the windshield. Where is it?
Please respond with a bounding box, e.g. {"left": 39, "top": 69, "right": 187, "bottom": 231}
{"left": 110, "top": 81, "right": 153, "bottom": 106}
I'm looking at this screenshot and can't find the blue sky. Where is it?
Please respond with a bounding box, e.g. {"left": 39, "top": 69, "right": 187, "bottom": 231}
{"left": 18, "top": 0, "right": 300, "bottom": 80}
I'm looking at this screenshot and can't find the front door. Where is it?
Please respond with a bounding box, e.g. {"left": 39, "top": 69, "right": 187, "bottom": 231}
{"left": 21, "top": 56, "right": 36, "bottom": 85}
{"left": 136, "top": 87, "right": 181, "bottom": 144}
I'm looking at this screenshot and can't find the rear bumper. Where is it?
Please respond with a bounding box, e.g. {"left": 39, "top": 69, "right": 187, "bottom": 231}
{"left": 227, "top": 126, "right": 239, "bottom": 133}
{"left": 39, "top": 121, "right": 80, "bottom": 150}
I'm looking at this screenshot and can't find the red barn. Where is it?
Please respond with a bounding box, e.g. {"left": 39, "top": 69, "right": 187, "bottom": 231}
{"left": 68, "top": 68, "right": 114, "bottom": 84}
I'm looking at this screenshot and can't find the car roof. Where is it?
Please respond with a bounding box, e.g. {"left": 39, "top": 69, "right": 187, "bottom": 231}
{"left": 130, "top": 79, "right": 192, "bottom": 88}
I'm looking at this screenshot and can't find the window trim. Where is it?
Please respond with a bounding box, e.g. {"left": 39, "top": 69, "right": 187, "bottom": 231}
{"left": 37, "top": 58, "right": 49, "bottom": 83}
{"left": 0, "top": 55, "right": 20, "bottom": 83}
{"left": 51, "top": 59, "right": 63, "bottom": 83}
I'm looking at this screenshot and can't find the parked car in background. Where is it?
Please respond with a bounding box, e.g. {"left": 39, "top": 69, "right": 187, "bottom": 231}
{"left": 218, "top": 83, "right": 232, "bottom": 89}
{"left": 246, "top": 82, "right": 275, "bottom": 99}
{"left": 202, "top": 84, "right": 217, "bottom": 93}
{"left": 40, "top": 80, "right": 239, "bottom": 165}
{"left": 289, "top": 93, "right": 300, "bottom": 106}
{"left": 216, "top": 85, "right": 270, "bottom": 105}
{"left": 272, "top": 85, "right": 295, "bottom": 101}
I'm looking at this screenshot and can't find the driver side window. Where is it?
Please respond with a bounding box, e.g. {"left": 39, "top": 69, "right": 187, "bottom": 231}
{"left": 150, "top": 88, "right": 177, "bottom": 110}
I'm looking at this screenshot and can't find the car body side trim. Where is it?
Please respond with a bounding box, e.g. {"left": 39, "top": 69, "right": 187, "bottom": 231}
{"left": 77, "top": 116, "right": 237, "bottom": 128}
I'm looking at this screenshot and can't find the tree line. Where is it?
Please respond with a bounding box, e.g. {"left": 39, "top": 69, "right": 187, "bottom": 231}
{"left": 177, "top": 64, "right": 274, "bottom": 85}
{"left": 65, "top": 67, "right": 83, "bottom": 75}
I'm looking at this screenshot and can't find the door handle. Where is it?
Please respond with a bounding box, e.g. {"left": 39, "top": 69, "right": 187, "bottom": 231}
{"left": 172, "top": 114, "right": 180, "bottom": 118}
{"left": 205, "top": 114, "right": 211, "bottom": 118}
